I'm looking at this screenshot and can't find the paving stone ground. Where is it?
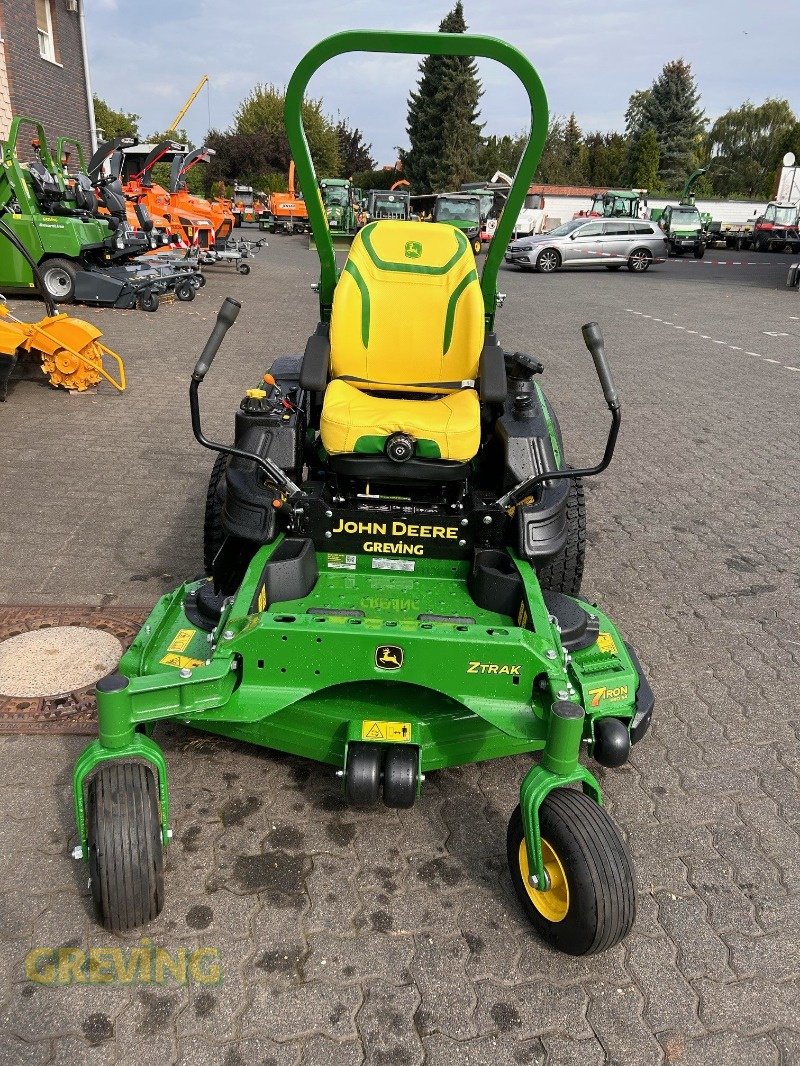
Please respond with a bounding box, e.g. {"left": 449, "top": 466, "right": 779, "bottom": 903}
{"left": 0, "top": 236, "right": 798, "bottom": 1065}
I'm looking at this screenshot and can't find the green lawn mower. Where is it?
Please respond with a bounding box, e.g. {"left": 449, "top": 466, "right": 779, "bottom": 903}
{"left": 73, "top": 30, "right": 653, "bottom": 956}
{"left": 0, "top": 119, "right": 189, "bottom": 310}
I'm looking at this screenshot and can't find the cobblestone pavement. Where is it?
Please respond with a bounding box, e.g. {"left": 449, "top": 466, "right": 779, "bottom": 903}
{"left": 0, "top": 237, "right": 798, "bottom": 1064}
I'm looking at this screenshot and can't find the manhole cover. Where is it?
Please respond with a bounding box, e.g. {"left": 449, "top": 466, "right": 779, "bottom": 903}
{"left": 0, "top": 608, "right": 146, "bottom": 734}
{"left": 0, "top": 626, "right": 123, "bottom": 698}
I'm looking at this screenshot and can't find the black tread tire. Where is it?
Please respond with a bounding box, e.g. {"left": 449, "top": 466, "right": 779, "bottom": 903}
{"left": 693, "top": 245, "right": 705, "bottom": 259}
{"left": 41, "top": 257, "right": 77, "bottom": 303}
{"left": 238, "top": 262, "right": 251, "bottom": 275}
{"left": 506, "top": 789, "right": 636, "bottom": 955}
{"left": 138, "top": 291, "right": 159, "bottom": 312}
{"left": 536, "top": 476, "right": 586, "bottom": 596}
{"left": 203, "top": 452, "right": 227, "bottom": 575}
{"left": 383, "top": 746, "right": 418, "bottom": 809}
{"left": 176, "top": 280, "right": 195, "bottom": 301}
{"left": 627, "top": 248, "right": 652, "bottom": 272}
{"left": 345, "top": 743, "right": 383, "bottom": 806}
{"left": 87, "top": 761, "right": 164, "bottom": 932}
{"left": 535, "top": 248, "right": 561, "bottom": 273}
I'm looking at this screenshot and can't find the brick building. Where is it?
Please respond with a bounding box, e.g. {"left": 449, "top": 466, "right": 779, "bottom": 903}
{"left": 0, "top": 0, "right": 95, "bottom": 155}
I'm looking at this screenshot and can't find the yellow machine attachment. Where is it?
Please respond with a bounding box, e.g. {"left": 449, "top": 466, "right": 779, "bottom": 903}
{"left": 0, "top": 303, "right": 126, "bottom": 398}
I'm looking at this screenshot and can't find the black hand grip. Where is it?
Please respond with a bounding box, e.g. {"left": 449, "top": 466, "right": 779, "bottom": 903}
{"left": 193, "top": 298, "right": 241, "bottom": 381}
{"left": 582, "top": 321, "right": 619, "bottom": 410}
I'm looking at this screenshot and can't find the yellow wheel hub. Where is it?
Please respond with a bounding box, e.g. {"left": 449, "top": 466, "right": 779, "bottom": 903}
{"left": 518, "top": 836, "right": 570, "bottom": 923}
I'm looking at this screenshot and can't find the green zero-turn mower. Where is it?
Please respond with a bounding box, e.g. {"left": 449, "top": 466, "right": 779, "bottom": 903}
{"left": 73, "top": 31, "right": 654, "bottom": 955}
{"left": 0, "top": 118, "right": 178, "bottom": 310}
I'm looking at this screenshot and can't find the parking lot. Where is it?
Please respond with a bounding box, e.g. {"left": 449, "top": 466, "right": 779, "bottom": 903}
{"left": 0, "top": 235, "right": 798, "bottom": 1065}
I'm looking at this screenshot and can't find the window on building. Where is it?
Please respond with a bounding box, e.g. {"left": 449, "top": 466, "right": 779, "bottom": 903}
{"left": 36, "top": 0, "right": 56, "bottom": 62}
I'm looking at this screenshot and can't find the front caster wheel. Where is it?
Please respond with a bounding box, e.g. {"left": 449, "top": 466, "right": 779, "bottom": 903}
{"left": 383, "top": 746, "right": 418, "bottom": 809}
{"left": 344, "top": 743, "right": 383, "bottom": 806}
{"left": 86, "top": 761, "right": 164, "bottom": 932}
{"left": 507, "top": 788, "right": 635, "bottom": 955}
{"left": 138, "top": 291, "right": 159, "bottom": 312}
{"left": 237, "top": 262, "right": 251, "bottom": 275}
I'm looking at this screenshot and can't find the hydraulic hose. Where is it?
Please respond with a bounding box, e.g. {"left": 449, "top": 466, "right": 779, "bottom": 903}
{"left": 0, "top": 214, "right": 57, "bottom": 315}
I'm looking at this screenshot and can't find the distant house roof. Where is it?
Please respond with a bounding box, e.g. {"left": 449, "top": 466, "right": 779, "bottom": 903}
{"left": 527, "top": 184, "right": 606, "bottom": 197}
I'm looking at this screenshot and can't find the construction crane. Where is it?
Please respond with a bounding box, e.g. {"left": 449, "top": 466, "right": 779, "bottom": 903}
{"left": 168, "top": 75, "right": 209, "bottom": 133}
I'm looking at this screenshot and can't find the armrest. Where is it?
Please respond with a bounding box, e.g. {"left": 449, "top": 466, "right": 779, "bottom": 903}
{"left": 299, "top": 323, "right": 330, "bottom": 392}
{"left": 479, "top": 334, "right": 507, "bottom": 403}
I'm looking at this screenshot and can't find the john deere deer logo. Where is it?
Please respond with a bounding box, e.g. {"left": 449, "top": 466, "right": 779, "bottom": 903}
{"left": 375, "top": 645, "right": 403, "bottom": 670}
{"left": 404, "top": 240, "right": 422, "bottom": 260}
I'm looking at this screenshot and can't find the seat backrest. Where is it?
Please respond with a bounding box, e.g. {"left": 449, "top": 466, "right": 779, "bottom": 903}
{"left": 330, "top": 220, "right": 484, "bottom": 394}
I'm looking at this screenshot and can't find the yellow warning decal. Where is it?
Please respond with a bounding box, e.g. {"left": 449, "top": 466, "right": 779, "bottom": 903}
{"left": 160, "top": 653, "right": 206, "bottom": 670}
{"left": 167, "top": 628, "right": 196, "bottom": 653}
{"left": 596, "top": 632, "right": 618, "bottom": 655}
{"left": 361, "top": 721, "right": 413, "bottom": 742}
{"left": 257, "top": 585, "right": 267, "bottom": 613}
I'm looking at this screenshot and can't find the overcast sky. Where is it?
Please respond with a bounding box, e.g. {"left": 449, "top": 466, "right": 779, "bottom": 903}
{"left": 86, "top": 0, "right": 799, "bottom": 162}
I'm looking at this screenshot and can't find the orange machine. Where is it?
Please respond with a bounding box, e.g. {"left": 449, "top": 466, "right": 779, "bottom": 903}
{"left": 169, "top": 148, "right": 235, "bottom": 243}
{"left": 122, "top": 141, "right": 215, "bottom": 249}
{"left": 263, "top": 161, "right": 309, "bottom": 233}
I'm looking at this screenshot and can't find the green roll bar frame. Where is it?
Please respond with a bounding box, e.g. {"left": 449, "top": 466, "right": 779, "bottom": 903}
{"left": 284, "top": 30, "right": 548, "bottom": 330}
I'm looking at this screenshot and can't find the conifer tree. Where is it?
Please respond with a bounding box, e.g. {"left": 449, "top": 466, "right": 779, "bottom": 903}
{"left": 402, "top": 2, "right": 483, "bottom": 192}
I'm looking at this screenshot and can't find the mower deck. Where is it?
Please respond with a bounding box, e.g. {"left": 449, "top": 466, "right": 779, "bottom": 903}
{"left": 85, "top": 541, "right": 640, "bottom": 775}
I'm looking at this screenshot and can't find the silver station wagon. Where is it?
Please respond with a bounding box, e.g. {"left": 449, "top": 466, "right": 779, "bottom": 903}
{"left": 505, "top": 217, "right": 669, "bottom": 273}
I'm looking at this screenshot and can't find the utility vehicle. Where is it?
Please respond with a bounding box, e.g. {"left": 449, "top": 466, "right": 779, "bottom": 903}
{"left": 73, "top": 31, "right": 653, "bottom": 957}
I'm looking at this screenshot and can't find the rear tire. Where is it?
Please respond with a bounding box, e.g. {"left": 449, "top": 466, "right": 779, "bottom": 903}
{"left": 506, "top": 789, "right": 636, "bottom": 955}
{"left": 203, "top": 452, "right": 227, "bottom": 574}
{"left": 41, "top": 258, "right": 77, "bottom": 303}
{"left": 693, "top": 245, "right": 705, "bottom": 259}
{"left": 86, "top": 761, "right": 164, "bottom": 932}
{"left": 536, "top": 476, "right": 585, "bottom": 596}
{"left": 627, "top": 248, "right": 652, "bottom": 272}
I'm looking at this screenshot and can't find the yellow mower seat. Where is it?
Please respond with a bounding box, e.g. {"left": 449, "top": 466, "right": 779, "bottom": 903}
{"left": 319, "top": 219, "right": 485, "bottom": 463}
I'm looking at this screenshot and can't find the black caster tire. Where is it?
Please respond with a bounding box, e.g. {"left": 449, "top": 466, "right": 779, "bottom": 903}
{"left": 238, "top": 262, "right": 251, "bottom": 275}
{"left": 507, "top": 789, "right": 635, "bottom": 955}
{"left": 203, "top": 452, "right": 227, "bottom": 574}
{"left": 138, "top": 291, "right": 159, "bottom": 312}
{"left": 176, "top": 281, "right": 195, "bottom": 302}
{"left": 383, "top": 746, "right": 418, "bottom": 809}
{"left": 196, "top": 273, "right": 207, "bottom": 288}
{"left": 345, "top": 743, "right": 383, "bottom": 806}
{"left": 86, "top": 761, "right": 164, "bottom": 933}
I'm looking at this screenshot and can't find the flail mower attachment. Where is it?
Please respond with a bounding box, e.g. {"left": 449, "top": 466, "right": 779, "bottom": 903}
{"left": 0, "top": 300, "right": 125, "bottom": 399}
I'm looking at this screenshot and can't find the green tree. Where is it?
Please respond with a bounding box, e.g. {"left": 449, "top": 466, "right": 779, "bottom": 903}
{"left": 635, "top": 60, "right": 705, "bottom": 189}
{"left": 93, "top": 95, "right": 139, "bottom": 141}
{"left": 402, "top": 2, "right": 483, "bottom": 192}
{"left": 706, "top": 99, "right": 797, "bottom": 198}
{"left": 351, "top": 168, "right": 403, "bottom": 191}
{"left": 563, "top": 113, "right": 585, "bottom": 184}
{"left": 628, "top": 127, "right": 660, "bottom": 191}
{"left": 235, "top": 84, "right": 341, "bottom": 178}
{"left": 582, "top": 132, "right": 628, "bottom": 188}
{"left": 336, "top": 120, "right": 375, "bottom": 176}
{"left": 474, "top": 132, "right": 527, "bottom": 178}
{"left": 624, "top": 89, "right": 652, "bottom": 139}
